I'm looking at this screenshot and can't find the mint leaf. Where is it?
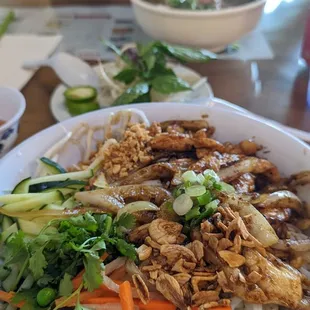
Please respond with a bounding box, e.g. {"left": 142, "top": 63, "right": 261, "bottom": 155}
{"left": 115, "top": 239, "right": 137, "bottom": 261}
{"left": 114, "top": 68, "right": 137, "bottom": 84}
{"left": 144, "top": 53, "right": 156, "bottom": 72}
{"left": 59, "top": 273, "right": 73, "bottom": 297}
{"left": 137, "top": 42, "right": 156, "bottom": 56}
{"left": 114, "top": 213, "right": 136, "bottom": 230}
{"left": 29, "top": 247, "right": 47, "bottom": 280}
{"left": 83, "top": 253, "right": 103, "bottom": 291}
{"left": 152, "top": 75, "right": 191, "bottom": 94}
{"left": 150, "top": 63, "right": 174, "bottom": 77}
{"left": 160, "top": 42, "right": 217, "bottom": 62}
{"left": 112, "top": 82, "right": 149, "bottom": 106}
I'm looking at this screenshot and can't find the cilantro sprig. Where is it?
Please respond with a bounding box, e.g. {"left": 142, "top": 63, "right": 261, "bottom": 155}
{"left": 2, "top": 212, "right": 137, "bottom": 309}
{"left": 103, "top": 40, "right": 216, "bottom": 106}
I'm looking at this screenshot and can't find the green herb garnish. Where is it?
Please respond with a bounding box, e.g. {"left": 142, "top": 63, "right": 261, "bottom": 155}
{"left": 103, "top": 40, "right": 216, "bottom": 106}
{"left": 3, "top": 212, "right": 137, "bottom": 309}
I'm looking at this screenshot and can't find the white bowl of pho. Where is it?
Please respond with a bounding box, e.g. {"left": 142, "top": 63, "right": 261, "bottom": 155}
{"left": 131, "top": 0, "right": 266, "bottom": 52}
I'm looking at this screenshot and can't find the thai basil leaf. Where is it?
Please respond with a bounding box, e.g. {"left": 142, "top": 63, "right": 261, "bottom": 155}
{"left": 160, "top": 42, "right": 217, "bottom": 62}
{"left": 152, "top": 75, "right": 191, "bottom": 94}
{"left": 112, "top": 82, "right": 150, "bottom": 106}
{"left": 114, "top": 68, "right": 138, "bottom": 84}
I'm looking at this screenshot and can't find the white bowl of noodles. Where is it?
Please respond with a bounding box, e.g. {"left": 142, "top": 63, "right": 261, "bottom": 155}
{"left": 0, "top": 103, "right": 309, "bottom": 310}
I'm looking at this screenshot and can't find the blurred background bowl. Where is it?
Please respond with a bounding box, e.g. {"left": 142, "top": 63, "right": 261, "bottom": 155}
{"left": 131, "top": 0, "right": 266, "bottom": 51}
{"left": 0, "top": 87, "right": 26, "bottom": 157}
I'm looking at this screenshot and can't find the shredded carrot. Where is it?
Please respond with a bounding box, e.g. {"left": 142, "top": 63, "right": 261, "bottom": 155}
{"left": 101, "top": 252, "right": 109, "bottom": 261}
{"left": 138, "top": 300, "right": 177, "bottom": 310}
{"left": 119, "top": 281, "right": 134, "bottom": 310}
{"left": 55, "top": 289, "right": 104, "bottom": 307}
{"left": 72, "top": 274, "right": 84, "bottom": 290}
{"left": 84, "top": 297, "right": 121, "bottom": 304}
{"left": 191, "top": 307, "right": 231, "bottom": 310}
{"left": 0, "top": 291, "right": 24, "bottom": 308}
{"left": 0, "top": 291, "right": 15, "bottom": 304}
{"left": 72, "top": 253, "right": 109, "bottom": 290}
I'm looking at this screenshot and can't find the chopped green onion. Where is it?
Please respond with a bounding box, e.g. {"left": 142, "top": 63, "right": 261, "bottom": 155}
{"left": 205, "top": 199, "right": 220, "bottom": 211}
{"left": 190, "top": 199, "right": 219, "bottom": 228}
{"left": 196, "top": 173, "right": 205, "bottom": 185}
{"left": 184, "top": 180, "right": 192, "bottom": 188}
{"left": 173, "top": 193, "right": 193, "bottom": 216}
{"left": 185, "top": 206, "right": 200, "bottom": 221}
{"left": 172, "top": 185, "right": 185, "bottom": 198}
{"left": 197, "top": 190, "right": 212, "bottom": 205}
{"left": 185, "top": 185, "right": 206, "bottom": 197}
{"left": 203, "top": 169, "right": 220, "bottom": 182}
{"left": 182, "top": 171, "right": 198, "bottom": 183}
{"left": 213, "top": 183, "right": 222, "bottom": 190}
{"left": 218, "top": 182, "right": 235, "bottom": 194}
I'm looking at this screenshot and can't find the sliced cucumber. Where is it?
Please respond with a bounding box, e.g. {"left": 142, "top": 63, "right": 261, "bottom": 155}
{"left": 0, "top": 223, "right": 18, "bottom": 244}
{"left": 66, "top": 100, "right": 100, "bottom": 116}
{"left": 0, "top": 266, "right": 10, "bottom": 281}
{"left": 19, "top": 273, "right": 34, "bottom": 290}
{"left": 2, "top": 191, "right": 64, "bottom": 212}
{"left": 12, "top": 177, "right": 31, "bottom": 194}
{"left": 29, "top": 179, "right": 86, "bottom": 193}
{"left": 62, "top": 196, "right": 77, "bottom": 209}
{"left": 29, "top": 170, "right": 93, "bottom": 186}
{"left": 32, "top": 216, "right": 56, "bottom": 225}
{"left": 42, "top": 204, "right": 65, "bottom": 211}
{"left": 0, "top": 193, "right": 43, "bottom": 205}
{"left": 93, "top": 173, "right": 108, "bottom": 188}
{"left": 42, "top": 187, "right": 75, "bottom": 196}
{"left": 64, "top": 86, "right": 97, "bottom": 102}
{"left": 18, "top": 219, "right": 45, "bottom": 236}
{"left": 2, "top": 264, "right": 19, "bottom": 292}
{"left": 40, "top": 157, "right": 67, "bottom": 174}
{"left": 2, "top": 216, "right": 13, "bottom": 230}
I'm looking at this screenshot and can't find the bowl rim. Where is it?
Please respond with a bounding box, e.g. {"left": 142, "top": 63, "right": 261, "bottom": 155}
{"left": 131, "top": 0, "right": 266, "bottom": 17}
{"left": 2, "top": 102, "right": 310, "bottom": 166}
{"left": 0, "top": 87, "right": 26, "bottom": 133}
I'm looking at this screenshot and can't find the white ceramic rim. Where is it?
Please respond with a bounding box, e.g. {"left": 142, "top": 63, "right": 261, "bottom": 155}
{"left": 0, "top": 87, "right": 26, "bottom": 132}
{"left": 131, "top": 0, "right": 266, "bottom": 17}
{"left": 2, "top": 102, "right": 310, "bottom": 165}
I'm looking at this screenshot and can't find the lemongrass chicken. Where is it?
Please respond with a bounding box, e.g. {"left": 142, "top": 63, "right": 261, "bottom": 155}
{"left": 0, "top": 111, "right": 309, "bottom": 310}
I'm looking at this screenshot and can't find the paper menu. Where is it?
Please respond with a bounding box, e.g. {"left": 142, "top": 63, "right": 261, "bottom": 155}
{"left": 0, "top": 34, "right": 62, "bottom": 90}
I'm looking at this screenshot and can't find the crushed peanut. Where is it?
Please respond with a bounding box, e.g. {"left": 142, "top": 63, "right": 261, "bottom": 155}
{"left": 101, "top": 123, "right": 153, "bottom": 180}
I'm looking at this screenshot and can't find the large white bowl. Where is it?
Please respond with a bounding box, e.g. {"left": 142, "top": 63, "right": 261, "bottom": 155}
{"left": 0, "top": 102, "right": 309, "bottom": 193}
{"left": 131, "top": 0, "right": 266, "bottom": 51}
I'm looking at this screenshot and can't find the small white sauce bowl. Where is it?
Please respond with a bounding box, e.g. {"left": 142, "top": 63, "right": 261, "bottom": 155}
{"left": 0, "top": 87, "right": 26, "bottom": 157}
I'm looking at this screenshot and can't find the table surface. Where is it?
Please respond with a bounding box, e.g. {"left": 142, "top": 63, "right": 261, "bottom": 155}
{"left": 12, "top": 0, "right": 310, "bottom": 144}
